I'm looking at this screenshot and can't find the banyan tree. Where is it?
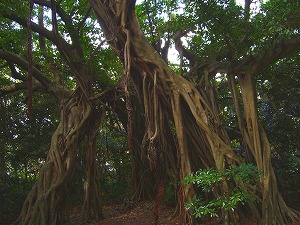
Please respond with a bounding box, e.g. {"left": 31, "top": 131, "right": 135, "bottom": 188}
{"left": 0, "top": 0, "right": 299, "bottom": 224}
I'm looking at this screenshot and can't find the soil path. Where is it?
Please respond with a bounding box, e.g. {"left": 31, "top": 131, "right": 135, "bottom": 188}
{"left": 69, "top": 201, "right": 184, "bottom": 225}
{"left": 67, "top": 201, "right": 300, "bottom": 225}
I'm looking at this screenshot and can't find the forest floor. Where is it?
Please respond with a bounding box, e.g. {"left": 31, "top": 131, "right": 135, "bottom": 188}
{"left": 3, "top": 201, "right": 300, "bottom": 225}
{"left": 67, "top": 200, "right": 279, "bottom": 225}
{"left": 68, "top": 201, "right": 184, "bottom": 225}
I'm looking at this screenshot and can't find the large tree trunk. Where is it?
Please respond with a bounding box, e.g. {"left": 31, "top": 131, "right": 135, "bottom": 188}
{"left": 89, "top": 1, "right": 300, "bottom": 224}
{"left": 82, "top": 108, "right": 103, "bottom": 221}
{"left": 89, "top": 1, "right": 239, "bottom": 223}
{"left": 237, "top": 73, "right": 299, "bottom": 224}
{"left": 131, "top": 102, "right": 155, "bottom": 201}
{"left": 14, "top": 89, "right": 92, "bottom": 225}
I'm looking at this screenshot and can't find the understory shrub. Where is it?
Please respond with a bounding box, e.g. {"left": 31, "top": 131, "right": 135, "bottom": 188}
{"left": 182, "top": 164, "right": 259, "bottom": 218}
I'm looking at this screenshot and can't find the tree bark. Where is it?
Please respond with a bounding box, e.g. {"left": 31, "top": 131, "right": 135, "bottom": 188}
{"left": 89, "top": 1, "right": 239, "bottom": 223}
{"left": 82, "top": 108, "right": 103, "bottom": 221}
{"left": 14, "top": 90, "right": 92, "bottom": 225}
{"left": 89, "top": 1, "right": 300, "bottom": 224}
{"left": 238, "top": 73, "right": 299, "bottom": 224}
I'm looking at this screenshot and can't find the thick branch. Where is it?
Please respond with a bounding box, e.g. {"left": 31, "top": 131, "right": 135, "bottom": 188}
{"left": 2, "top": 12, "right": 76, "bottom": 58}
{"left": 0, "top": 82, "right": 28, "bottom": 96}
{"left": 174, "top": 30, "right": 196, "bottom": 66}
{"left": 173, "top": 30, "right": 229, "bottom": 78}
{"left": 235, "top": 35, "right": 300, "bottom": 73}
{"left": 0, "top": 50, "right": 71, "bottom": 98}
{"left": 38, "top": 5, "right": 47, "bottom": 52}
{"left": 8, "top": 63, "right": 27, "bottom": 81}
{"left": 0, "top": 81, "right": 43, "bottom": 96}
{"left": 88, "top": 0, "right": 128, "bottom": 59}
{"left": 0, "top": 50, "right": 52, "bottom": 89}
{"left": 77, "top": 7, "right": 92, "bottom": 32}
{"left": 3, "top": 12, "right": 55, "bottom": 44}
{"left": 34, "top": 0, "right": 84, "bottom": 57}
{"left": 34, "top": 0, "right": 70, "bottom": 25}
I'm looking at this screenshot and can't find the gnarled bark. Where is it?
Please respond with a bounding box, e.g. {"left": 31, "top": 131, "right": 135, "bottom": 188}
{"left": 89, "top": 1, "right": 300, "bottom": 224}
{"left": 82, "top": 108, "right": 103, "bottom": 221}
{"left": 14, "top": 90, "right": 92, "bottom": 225}
{"left": 237, "top": 73, "right": 299, "bottom": 224}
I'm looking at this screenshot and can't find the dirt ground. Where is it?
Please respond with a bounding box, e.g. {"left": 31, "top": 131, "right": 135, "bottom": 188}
{"left": 4, "top": 201, "right": 300, "bottom": 224}
{"left": 67, "top": 200, "right": 281, "bottom": 225}
{"left": 68, "top": 201, "right": 184, "bottom": 225}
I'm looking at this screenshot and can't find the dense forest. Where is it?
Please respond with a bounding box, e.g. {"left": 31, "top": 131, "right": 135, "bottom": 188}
{"left": 0, "top": 0, "right": 299, "bottom": 224}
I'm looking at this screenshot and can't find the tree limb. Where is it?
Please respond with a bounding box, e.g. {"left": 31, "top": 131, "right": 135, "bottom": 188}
{"left": 5, "top": 11, "right": 86, "bottom": 72}
{"left": 0, "top": 50, "right": 71, "bottom": 98}
{"left": 0, "top": 82, "right": 28, "bottom": 96}
{"left": 77, "top": 7, "right": 92, "bottom": 32}
{"left": 235, "top": 35, "right": 300, "bottom": 73}
{"left": 174, "top": 30, "right": 196, "bottom": 66}
{"left": 0, "top": 81, "right": 43, "bottom": 96}
{"left": 8, "top": 63, "right": 27, "bottom": 81}
{"left": 38, "top": 5, "right": 47, "bottom": 53}
{"left": 0, "top": 50, "right": 52, "bottom": 89}
{"left": 34, "top": 0, "right": 84, "bottom": 57}
{"left": 2, "top": 12, "right": 54, "bottom": 42}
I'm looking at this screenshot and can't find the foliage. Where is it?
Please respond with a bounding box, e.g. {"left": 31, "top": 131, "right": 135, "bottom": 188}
{"left": 0, "top": 175, "right": 33, "bottom": 222}
{"left": 0, "top": 92, "right": 59, "bottom": 222}
{"left": 257, "top": 55, "right": 300, "bottom": 209}
{"left": 182, "top": 164, "right": 259, "bottom": 218}
{"left": 164, "top": 181, "right": 176, "bottom": 206}
{"left": 97, "top": 128, "right": 132, "bottom": 203}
